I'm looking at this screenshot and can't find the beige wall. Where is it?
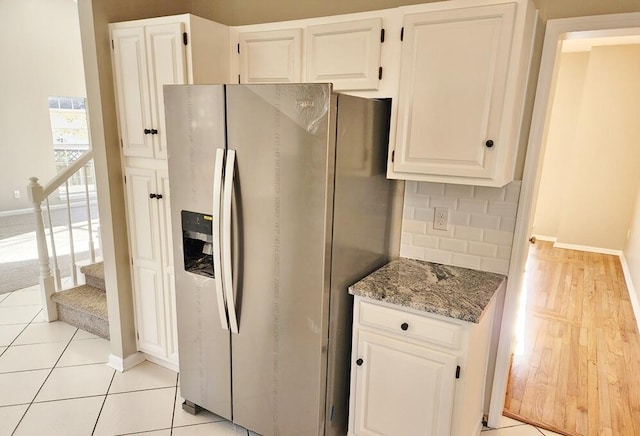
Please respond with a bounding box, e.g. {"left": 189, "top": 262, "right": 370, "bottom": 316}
{"left": 190, "top": 0, "right": 640, "bottom": 25}
{"left": 0, "top": 0, "right": 86, "bottom": 213}
{"left": 533, "top": 52, "right": 588, "bottom": 238}
{"left": 624, "top": 185, "right": 640, "bottom": 314}
{"left": 534, "top": 45, "right": 640, "bottom": 250}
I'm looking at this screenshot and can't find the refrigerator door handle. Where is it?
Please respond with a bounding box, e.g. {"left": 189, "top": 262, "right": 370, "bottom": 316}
{"left": 213, "top": 147, "right": 229, "bottom": 331}
{"left": 222, "top": 149, "right": 239, "bottom": 334}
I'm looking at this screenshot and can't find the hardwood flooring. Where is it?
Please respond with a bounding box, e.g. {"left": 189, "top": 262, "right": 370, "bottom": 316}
{"left": 503, "top": 241, "right": 640, "bottom": 436}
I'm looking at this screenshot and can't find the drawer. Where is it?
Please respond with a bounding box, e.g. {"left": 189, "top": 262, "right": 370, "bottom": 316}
{"left": 358, "top": 300, "right": 463, "bottom": 350}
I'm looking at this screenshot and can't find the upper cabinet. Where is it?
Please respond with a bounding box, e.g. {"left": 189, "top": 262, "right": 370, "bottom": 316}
{"left": 238, "top": 29, "right": 303, "bottom": 84}
{"left": 112, "top": 23, "right": 186, "bottom": 159}
{"left": 111, "top": 14, "right": 230, "bottom": 161}
{"left": 388, "top": 1, "right": 537, "bottom": 186}
{"left": 305, "top": 18, "right": 383, "bottom": 91}
{"left": 233, "top": 17, "right": 384, "bottom": 91}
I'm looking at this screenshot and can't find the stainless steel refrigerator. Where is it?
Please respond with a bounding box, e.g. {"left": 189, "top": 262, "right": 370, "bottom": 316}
{"left": 164, "top": 84, "right": 401, "bottom": 436}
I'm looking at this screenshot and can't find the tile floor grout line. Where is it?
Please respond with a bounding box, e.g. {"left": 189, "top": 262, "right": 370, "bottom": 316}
{"left": 91, "top": 365, "right": 117, "bottom": 436}
{"left": 10, "top": 321, "right": 79, "bottom": 435}
{"left": 169, "top": 373, "right": 179, "bottom": 434}
{"left": 108, "top": 385, "right": 179, "bottom": 396}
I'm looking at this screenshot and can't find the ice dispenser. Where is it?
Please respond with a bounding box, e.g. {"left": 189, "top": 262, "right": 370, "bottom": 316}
{"left": 181, "top": 210, "right": 214, "bottom": 278}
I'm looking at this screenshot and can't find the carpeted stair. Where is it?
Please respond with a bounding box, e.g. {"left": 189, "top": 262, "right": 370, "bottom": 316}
{"left": 51, "top": 262, "right": 109, "bottom": 339}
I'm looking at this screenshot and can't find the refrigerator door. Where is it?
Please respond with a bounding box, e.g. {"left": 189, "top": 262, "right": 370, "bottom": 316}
{"left": 164, "top": 85, "right": 232, "bottom": 420}
{"left": 225, "top": 84, "right": 336, "bottom": 436}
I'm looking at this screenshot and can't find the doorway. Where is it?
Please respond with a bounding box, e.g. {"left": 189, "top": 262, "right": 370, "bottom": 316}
{"left": 488, "top": 12, "right": 640, "bottom": 431}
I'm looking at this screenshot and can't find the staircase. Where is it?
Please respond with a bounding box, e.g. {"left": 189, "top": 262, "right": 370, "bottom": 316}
{"left": 51, "top": 262, "right": 109, "bottom": 339}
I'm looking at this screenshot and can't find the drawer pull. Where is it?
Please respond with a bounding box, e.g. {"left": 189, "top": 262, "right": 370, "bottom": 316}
{"left": 401, "top": 322, "right": 409, "bottom": 331}
{"left": 356, "top": 358, "right": 364, "bottom": 366}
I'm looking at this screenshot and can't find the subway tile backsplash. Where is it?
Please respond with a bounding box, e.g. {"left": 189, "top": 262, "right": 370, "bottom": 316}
{"left": 400, "top": 181, "right": 521, "bottom": 275}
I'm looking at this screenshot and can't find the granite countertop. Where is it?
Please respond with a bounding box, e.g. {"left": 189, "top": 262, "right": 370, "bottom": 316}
{"left": 348, "top": 258, "right": 506, "bottom": 323}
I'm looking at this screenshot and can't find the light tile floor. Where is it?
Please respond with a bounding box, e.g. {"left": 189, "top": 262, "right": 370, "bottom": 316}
{"left": 1, "top": 285, "right": 564, "bottom": 436}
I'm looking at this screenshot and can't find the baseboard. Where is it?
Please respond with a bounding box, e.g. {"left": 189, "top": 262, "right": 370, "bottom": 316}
{"left": 552, "top": 242, "right": 623, "bottom": 256}
{"left": 532, "top": 234, "right": 557, "bottom": 243}
{"left": 107, "top": 351, "right": 145, "bottom": 372}
{"left": 144, "top": 353, "right": 179, "bottom": 373}
{"left": 619, "top": 254, "right": 640, "bottom": 334}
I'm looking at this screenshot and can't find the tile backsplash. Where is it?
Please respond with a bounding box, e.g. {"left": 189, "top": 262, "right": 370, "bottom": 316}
{"left": 400, "top": 181, "right": 521, "bottom": 275}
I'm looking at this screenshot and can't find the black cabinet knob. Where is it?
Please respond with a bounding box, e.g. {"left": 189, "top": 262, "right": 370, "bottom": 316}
{"left": 144, "top": 129, "right": 151, "bottom": 134}
{"left": 401, "top": 322, "right": 409, "bottom": 331}
{"left": 356, "top": 358, "right": 364, "bottom": 366}
{"left": 156, "top": 194, "right": 163, "bottom": 199}
{"left": 149, "top": 193, "right": 157, "bottom": 199}
{"left": 485, "top": 139, "right": 494, "bottom": 148}
{"left": 151, "top": 129, "right": 158, "bottom": 135}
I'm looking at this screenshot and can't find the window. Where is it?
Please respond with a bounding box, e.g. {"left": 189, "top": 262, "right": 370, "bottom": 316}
{"left": 48, "top": 96, "right": 95, "bottom": 198}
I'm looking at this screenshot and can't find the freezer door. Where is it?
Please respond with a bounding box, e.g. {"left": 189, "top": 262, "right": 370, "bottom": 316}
{"left": 164, "top": 85, "right": 232, "bottom": 420}
{"left": 225, "top": 84, "right": 336, "bottom": 436}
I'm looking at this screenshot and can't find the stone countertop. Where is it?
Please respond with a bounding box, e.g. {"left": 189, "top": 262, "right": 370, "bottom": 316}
{"left": 348, "top": 258, "right": 506, "bottom": 323}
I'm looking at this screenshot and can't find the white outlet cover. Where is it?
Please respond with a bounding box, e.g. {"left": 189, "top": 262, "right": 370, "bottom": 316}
{"left": 434, "top": 207, "right": 448, "bottom": 231}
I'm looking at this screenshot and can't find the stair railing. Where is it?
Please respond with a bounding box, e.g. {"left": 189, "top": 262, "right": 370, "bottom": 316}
{"left": 28, "top": 149, "right": 98, "bottom": 321}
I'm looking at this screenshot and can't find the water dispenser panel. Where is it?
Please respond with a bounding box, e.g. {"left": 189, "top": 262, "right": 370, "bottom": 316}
{"left": 181, "top": 210, "right": 214, "bottom": 278}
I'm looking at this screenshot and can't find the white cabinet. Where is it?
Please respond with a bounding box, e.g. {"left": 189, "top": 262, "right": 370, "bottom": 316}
{"left": 353, "top": 329, "right": 457, "bottom": 436}
{"left": 124, "top": 167, "right": 176, "bottom": 362}
{"left": 388, "top": 1, "right": 536, "bottom": 186}
{"left": 234, "top": 17, "right": 384, "bottom": 90}
{"left": 111, "top": 14, "right": 230, "bottom": 369}
{"left": 349, "top": 297, "right": 497, "bottom": 436}
{"left": 112, "top": 23, "right": 186, "bottom": 159}
{"left": 238, "top": 29, "right": 303, "bottom": 83}
{"left": 306, "top": 18, "right": 383, "bottom": 91}
{"left": 111, "top": 15, "right": 230, "bottom": 160}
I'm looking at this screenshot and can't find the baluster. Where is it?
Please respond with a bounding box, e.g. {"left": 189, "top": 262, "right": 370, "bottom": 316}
{"left": 65, "top": 180, "right": 77, "bottom": 285}
{"left": 45, "top": 198, "right": 62, "bottom": 290}
{"left": 83, "top": 166, "right": 95, "bottom": 264}
{"left": 27, "top": 177, "right": 58, "bottom": 321}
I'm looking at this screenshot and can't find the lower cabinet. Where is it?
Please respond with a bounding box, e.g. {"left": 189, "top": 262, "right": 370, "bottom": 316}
{"left": 353, "top": 329, "right": 457, "bottom": 436}
{"left": 348, "top": 297, "right": 496, "bottom": 436}
{"left": 124, "top": 165, "right": 178, "bottom": 369}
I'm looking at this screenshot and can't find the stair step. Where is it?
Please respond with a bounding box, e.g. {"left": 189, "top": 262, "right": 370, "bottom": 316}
{"left": 51, "top": 284, "right": 109, "bottom": 340}
{"left": 80, "top": 262, "right": 105, "bottom": 291}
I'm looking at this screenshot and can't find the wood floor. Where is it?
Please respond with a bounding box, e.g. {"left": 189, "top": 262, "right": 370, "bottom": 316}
{"left": 504, "top": 241, "right": 640, "bottom": 436}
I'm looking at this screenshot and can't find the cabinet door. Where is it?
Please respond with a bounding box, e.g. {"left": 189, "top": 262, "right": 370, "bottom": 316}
{"left": 124, "top": 167, "right": 166, "bottom": 355}
{"left": 112, "top": 27, "right": 154, "bottom": 158}
{"left": 124, "top": 167, "right": 163, "bottom": 268}
{"left": 157, "top": 169, "right": 178, "bottom": 363}
{"left": 146, "top": 23, "right": 187, "bottom": 160}
{"left": 353, "top": 330, "right": 457, "bottom": 436}
{"left": 238, "top": 29, "right": 302, "bottom": 83}
{"left": 393, "top": 3, "right": 516, "bottom": 180}
{"left": 306, "top": 18, "right": 382, "bottom": 91}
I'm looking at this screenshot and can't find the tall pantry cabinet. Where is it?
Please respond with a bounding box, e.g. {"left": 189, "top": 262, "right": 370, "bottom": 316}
{"left": 110, "top": 14, "right": 230, "bottom": 369}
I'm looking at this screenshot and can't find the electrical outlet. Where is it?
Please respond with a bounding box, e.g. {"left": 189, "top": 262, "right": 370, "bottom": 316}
{"left": 13, "top": 190, "right": 20, "bottom": 199}
{"left": 434, "top": 207, "right": 448, "bottom": 231}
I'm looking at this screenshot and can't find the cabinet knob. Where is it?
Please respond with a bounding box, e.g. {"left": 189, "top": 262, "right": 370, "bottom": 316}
{"left": 485, "top": 139, "right": 494, "bottom": 148}
{"left": 144, "top": 128, "right": 151, "bottom": 135}
{"left": 156, "top": 194, "right": 163, "bottom": 199}
{"left": 356, "top": 358, "right": 364, "bottom": 366}
{"left": 149, "top": 193, "right": 157, "bottom": 199}
{"left": 151, "top": 129, "right": 158, "bottom": 135}
{"left": 401, "top": 322, "right": 409, "bottom": 331}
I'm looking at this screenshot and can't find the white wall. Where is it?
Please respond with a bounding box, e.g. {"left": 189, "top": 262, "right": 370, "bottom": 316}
{"left": 0, "top": 0, "right": 86, "bottom": 213}
{"left": 533, "top": 44, "right": 640, "bottom": 251}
